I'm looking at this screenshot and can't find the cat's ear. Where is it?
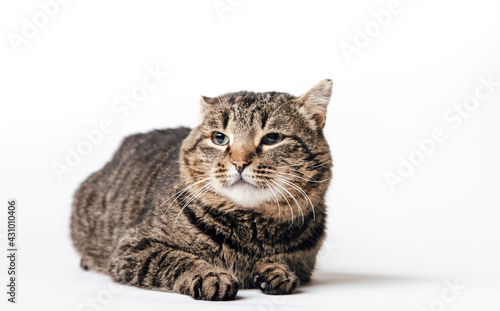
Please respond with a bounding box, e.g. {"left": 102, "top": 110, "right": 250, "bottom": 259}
{"left": 200, "top": 96, "right": 214, "bottom": 106}
{"left": 200, "top": 96, "right": 215, "bottom": 115}
{"left": 298, "top": 79, "right": 333, "bottom": 129}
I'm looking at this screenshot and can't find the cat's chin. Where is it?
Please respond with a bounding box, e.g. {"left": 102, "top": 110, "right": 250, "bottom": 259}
{"left": 217, "top": 181, "right": 274, "bottom": 208}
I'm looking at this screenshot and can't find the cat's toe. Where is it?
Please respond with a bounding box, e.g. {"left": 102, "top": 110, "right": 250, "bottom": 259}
{"left": 254, "top": 263, "right": 299, "bottom": 295}
{"left": 191, "top": 271, "right": 239, "bottom": 301}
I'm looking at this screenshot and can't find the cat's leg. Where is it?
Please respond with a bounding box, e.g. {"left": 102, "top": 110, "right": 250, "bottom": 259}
{"left": 108, "top": 235, "right": 239, "bottom": 301}
{"left": 253, "top": 261, "right": 299, "bottom": 295}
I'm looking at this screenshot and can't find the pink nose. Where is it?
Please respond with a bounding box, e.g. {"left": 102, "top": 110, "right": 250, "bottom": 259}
{"left": 232, "top": 160, "right": 249, "bottom": 174}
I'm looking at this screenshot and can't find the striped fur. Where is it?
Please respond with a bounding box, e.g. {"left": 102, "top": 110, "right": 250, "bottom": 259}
{"left": 71, "top": 80, "right": 334, "bottom": 300}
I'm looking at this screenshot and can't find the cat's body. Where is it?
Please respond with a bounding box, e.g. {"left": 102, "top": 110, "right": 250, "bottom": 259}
{"left": 71, "top": 80, "right": 333, "bottom": 300}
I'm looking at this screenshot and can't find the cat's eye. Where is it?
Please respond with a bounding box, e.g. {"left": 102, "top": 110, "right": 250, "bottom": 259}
{"left": 212, "top": 132, "right": 229, "bottom": 146}
{"left": 261, "top": 133, "right": 283, "bottom": 145}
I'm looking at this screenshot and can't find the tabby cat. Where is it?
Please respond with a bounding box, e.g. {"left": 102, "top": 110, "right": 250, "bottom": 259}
{"left": 71, "top": 79, "right": 333, "bottom": 300}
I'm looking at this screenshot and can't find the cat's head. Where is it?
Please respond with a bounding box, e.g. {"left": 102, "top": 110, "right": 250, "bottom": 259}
{"left": 179, "top": 80, "right": 333, "bottom": 216}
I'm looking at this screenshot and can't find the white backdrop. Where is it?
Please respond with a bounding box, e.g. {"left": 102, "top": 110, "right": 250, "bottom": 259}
{"left": 0, "top": 0, "right": 499, "bottom": 310}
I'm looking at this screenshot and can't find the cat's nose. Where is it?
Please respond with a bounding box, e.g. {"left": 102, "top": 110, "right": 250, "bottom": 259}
{"left": 232, "top": 159, "right": 250, "bottom": 174}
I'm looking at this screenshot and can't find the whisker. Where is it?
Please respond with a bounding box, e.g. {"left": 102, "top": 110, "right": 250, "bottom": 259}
{"left": 276, "top": 162, "right": 303, "bottom": 169}
{"left": 162, "top": 177, "right": 212, "bottom": 215}
{"left": 274, "top": 181, "right": 304, "bottom": 226}
{"left": 173, "top": 182, "right": 209, "bottom": 207}
{"left": 172, "top": 173, "right": 212, "bottom": 189}
{"left": 173, "top": 183, "right": 214, "bottom": 228}
{"left": 194, "top": 183, "right": 214, "bottom": 204}
{"left": 286, "top": 170, "right": 331, "bottom": 183}
{"left": 274, "top": 174, "right": 314, "bottom": 204}
{"left": 309, "top": 160, "right": 331, "bottom": 169}
{"left": 271, "top": 180, "right": 304, "bottom": 227}
{"left": 264, "top": 179, "right": 281, "bottom": 221}
{"left": 275, "top": 171, "right": 316, "bottom": 183}
{"left": 277, "top": 160, "right": 330, "bottom": 170}
{"left": 158, "top": 174, "right": 211, "bottom": 208}
{"left": 269, "top": 180, "right": 294, "bottom": 228}
{"left": 274, "top": 176, "right": 315, "bottom": 221}
{"left": 290, "top": 169, "right": 316, "bottom": 180}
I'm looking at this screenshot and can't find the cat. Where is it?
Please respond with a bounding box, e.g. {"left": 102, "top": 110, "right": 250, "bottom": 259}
{"left": 71, "top": 79, "right": 333, "bottom": 301}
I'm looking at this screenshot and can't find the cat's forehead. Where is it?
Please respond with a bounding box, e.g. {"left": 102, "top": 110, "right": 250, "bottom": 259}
{"left": 203, "top": 91, "right": 298, "bottom": 133}
{"left": 224, "top": 91, "right": 293, "bottom": 105}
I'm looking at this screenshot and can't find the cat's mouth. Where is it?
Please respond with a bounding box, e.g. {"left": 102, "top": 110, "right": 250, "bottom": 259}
{"left": 218, "top": 175, "right": 274, "bottom": 207}
{"left": 228, "top": 178, "right": 259, "bottom": 189}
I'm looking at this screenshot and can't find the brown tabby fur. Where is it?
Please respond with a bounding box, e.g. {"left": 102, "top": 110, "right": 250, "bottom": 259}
{"left": 71, "top": 80, "right": 334, "bottom": 300}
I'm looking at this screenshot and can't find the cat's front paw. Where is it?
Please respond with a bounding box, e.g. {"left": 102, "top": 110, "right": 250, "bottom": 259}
{"left": 254, "top": 262, "right": 299, "bottom": 295}
{"left": 184, "top": 270, "right": 239, "bottom": 301}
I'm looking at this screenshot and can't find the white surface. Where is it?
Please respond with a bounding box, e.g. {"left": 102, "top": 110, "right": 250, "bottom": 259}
{"left": 1, "top": 0, "right": 499, "bottom": 310}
